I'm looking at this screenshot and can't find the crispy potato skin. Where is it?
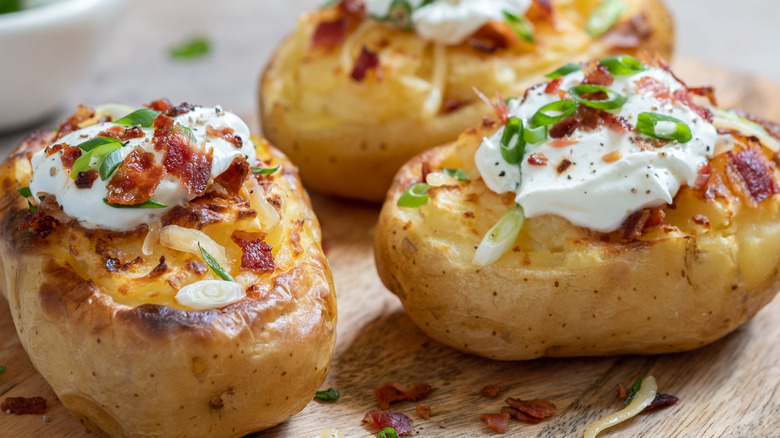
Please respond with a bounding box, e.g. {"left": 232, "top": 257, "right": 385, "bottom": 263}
{"left": 374, "top": 121, "right": 780, "bottom": 360}
{"left": 0, "top": 132, "right": 337, "bottom": 437}
{"left": 260, "top": 0, "right": 674, "bottom": 201}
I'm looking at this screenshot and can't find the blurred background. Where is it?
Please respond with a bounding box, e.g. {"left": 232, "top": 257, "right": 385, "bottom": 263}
{"left": 0, "top": 0, "right": 779, "bottom": 151}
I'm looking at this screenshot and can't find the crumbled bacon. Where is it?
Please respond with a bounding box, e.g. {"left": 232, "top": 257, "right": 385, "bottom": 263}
{"left": 556, "top": 158, "right": 573, "bottom": 173}
{"left": 153, "top": 115, "right": 213, "bottom": 195}
{"left": 527, "top": 153, "right": 548, "bottom": 166}
{"left": 481, "top": 413, "right": 510, "bottom": 433}
{"left": 643, "top": 393, "right": 679, "bottom": 412}
{"left": 545, "top": 77, "right": 564, "bottom": 95}
{"left": 673, "top": 89, "right": 713, "bottom": 123}
{"left": 416, "top": 405, "right": 431, "bottom": 419}
{"left": 2, "top": 397, "right": 46, "bottom": 415}
{"left": 635, "top": 76, "right": 671, "bottom": 102}
{"left": 59, "top": 146, "right": 83, "bottom": 170}
{"left": 212, "top": 156, "right": 250, "bottom": 197}
{"left": 504, "top": 398, "right": 557, "bottom": 421}
{"left": 583, "top": 64, "right": 614, "bottom": 86}
{"left": 106, "top": 146, "right": 165, "bottom": 205}
{"left": 310, "top": 0, "right": 365, "bottom": 49}
{"left": 469, "top": 21, "right": 518, "bottom": 53}
{"left": 75, "top": 169, "right": 99, "bottom": 189}
{"left": 619, "top": 206, "right": 665, "bottom": 241}
{"left": 694, "top": 162, "right": 711, "bottom": 189}
{"left": 147, "top": 98, "right": 173, "bottom": 113}
{"left": 481, "top": 384, "right": 501, "bottom": 398}
{"left": 57, "top": 105, "right": 95, "bottom": 138}
{"left": 687, "top": 86, "right": 718, "bottom": 107}
{"left": 726, "top": 144, "right": 779, "bottom": 207}
{"left": 600, "top": 13, "right": 653, "bottom": 48}
{"left": 19, "top": 212, "right": 60, "bottom": 239}
{"left": 549, "top": 116, "right": 580, "bottom": 139}
{"left": 206, "top": 125, "right": 243, "bottom": 148}
{"left": 363, "top": 410, "right": 414, "bottom": 435}
{"left": 97, "top": 125, "right": 145, "bottom": 142}
{"left": 550, "top": 105, "right": 631, "bottom": 139}
{"left": 230, "top": 230, "right": 275, "bottom": 272}
{"left": 374, "top": 383, "right": 432, "bottom": 410}
{"left": 350, "top": 45, "right": 380, "bottom": 82}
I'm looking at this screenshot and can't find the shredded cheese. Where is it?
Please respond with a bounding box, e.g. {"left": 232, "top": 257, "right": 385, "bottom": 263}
{"left": 340, "top": 20, "right": 377, "bottom": 74}
{"left": 583, "top": 375, "right": 658, "bottom": 438}
{"left": 142, "top": 218, "right": 161, "bottom": 256}
{"left": 246, "top": 176, "right": 281, "bottom": 229}
{"left": 175, "top": 280, "right": 246, "bottom": 310}
{"left": 421, "top": 42, "right": 447, "bottom": 118}
{"left": 159, "top": 225, "right": 229, "bottom": 269}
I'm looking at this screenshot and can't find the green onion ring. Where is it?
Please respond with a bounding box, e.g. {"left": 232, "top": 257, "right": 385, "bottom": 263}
{"left": 599, "top": 55, "right": 645, "bottom": 75}
{"left": 500, "top": 117, "right": 526, "bottom": 164}
{"left": 568, "top": 84, "right": 627, "bottom": 110}
{"left": 636, "top": 112, "right": 692, "bottom": 143}
{"left": 523, "top": 125, "right": 548, "bottom": 144}
{"left": 99, "top": 148, "right": 124, "bottom": 181}
{"left": 545, "top": 63, "right": 582, "bottom": 79}
{"left": 585, "top": 0, "right": 627, "bottom": 37}
{"left": 397, "top": 183, "right": 431, "bottom": 208}
{"left": 530, "top": 100, "right": 578, "bottom": 127}
{"left": 114, "top": 108, "right": 160, "bottom": 128}
{"left": 75, "top": 136, "right": 122, "bottom": 152}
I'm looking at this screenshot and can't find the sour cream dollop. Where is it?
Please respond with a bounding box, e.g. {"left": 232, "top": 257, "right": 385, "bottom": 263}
{"left": 365, "top": 0, "right": 531, "bottom": 45}
{"left": 475, "top": 64, "right": 718, "bottom": 232}
{"left": 29, "top": 105, "right": 257, "bottom": 232}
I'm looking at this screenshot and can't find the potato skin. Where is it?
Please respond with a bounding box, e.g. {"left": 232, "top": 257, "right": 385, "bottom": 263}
{"left": 374, "top": 120, "right": 780, "bottom": 360}
{"left": 0, "top": 130, "right": 337, "bottom": 436}
{"left": 260, "top": 0, "right": 674, "bottom": 201}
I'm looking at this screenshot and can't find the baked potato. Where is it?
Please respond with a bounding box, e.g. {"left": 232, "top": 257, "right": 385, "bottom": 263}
{"left": 0, "top": 101, "right": 337, "bottom": 437}
{"left": 260, "top": 0, "right": 674, "bottom": 201}
{"left": 374, "top": 57, "right": 780, "bottom": 360}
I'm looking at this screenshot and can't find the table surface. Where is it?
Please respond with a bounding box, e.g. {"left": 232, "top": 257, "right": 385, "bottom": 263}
{"left": 1, "top": 1, "right": 780, "bottom": 437}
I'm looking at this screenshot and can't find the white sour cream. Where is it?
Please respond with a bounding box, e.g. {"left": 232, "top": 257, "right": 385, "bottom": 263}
{"left": 475, "top": 66, "right": 718, "bottom": 232}
{"left": 29, "top": 105, "right": 257, "bottom": 231}
{"left": 365, "top": 0, "right": 531, "bottom": 45}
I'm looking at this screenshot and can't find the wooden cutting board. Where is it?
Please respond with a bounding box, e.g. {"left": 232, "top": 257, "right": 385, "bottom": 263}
{"left": 1, "top": 60, "right": 779, "bottom": 438}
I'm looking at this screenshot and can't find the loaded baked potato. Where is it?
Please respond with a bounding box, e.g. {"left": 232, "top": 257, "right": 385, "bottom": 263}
{"left": 260, "top": 0, "right": 674, "bottom": 201}
{"left": 0, "top": 101, "right": 336, "bottom": 437}
{"left": 375, "top": 56, "right": 780, "bottom": 360}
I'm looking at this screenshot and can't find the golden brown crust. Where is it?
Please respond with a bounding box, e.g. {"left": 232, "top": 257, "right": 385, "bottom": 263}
{"left": 374, "top": 121, "right": 780, "bottom": 360}
{"left": 259, "top": 0, "right": 675, "bottom": 201}
{"left": 0, "top": 127, "right": 336, "bottom": 437}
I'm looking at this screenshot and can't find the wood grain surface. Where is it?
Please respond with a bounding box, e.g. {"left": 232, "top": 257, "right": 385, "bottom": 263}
{"left": 1, "top": 61, "right": 779, "bottom": 437}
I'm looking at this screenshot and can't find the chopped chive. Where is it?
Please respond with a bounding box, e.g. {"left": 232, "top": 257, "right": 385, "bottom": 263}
{"left": 170, "top": 36, "right": 211, "bottom": 60}
{"left": 397, "top": 183, "right": 431, "bottom": 208}
{"left": 442, "top": 168, "right": 468, "bottom": 181}
{"left": 76, "top": 136, "right": 122, "bottom": 152}
{"left": 586, "top": 0, "right": 626, "bottom": 37}
{"left": 599, "top": 55, "right": 645, "bottom": 75}
{"left": 382, "top": 0, "right": 414, "bottom": 31}
{"left": 17, "top": 187, "right": 32, "bottom": 197}
{"left": 99, "top": 148, "right": 124, "bottom": 180}
{"left": 114, "top": 108, "right": 160, "bottom": 128}
{"left": 71, "top": 141, "right": 123, "bottom": 180}
{"left": 27, "top": 200, "right": 36, "bottom": 213}
{"left": 568, "top": 84, "right": 626, "bottom": 110}
{"left": 636, "top": 112, "right": 692, "bottom": 143}
{"left": 0, "top": 365, "right": 5, "bottom": 374}
{"left": 314, "top": 387, "right": 340, "bottom": 401}
{"left": 199, "top": 242, "right": 235, "bottom": 282}
{"left": 500, "top": 117, "right": 526, "bottom": 164}
{"left": 545, "top": 63, "right": 582, "bottom": 79}
{"left": 624, "top": 376, "right": 643, "bottom": 405}
{"left": 530, "top": 100, "right": 578, "bottom": 127}
{"left": 250, "top": 165, "right": 280, "bottom": 175}
{"left": 502, "top": 10, "right": 534, "bottom": 43}
{"left": 102, "top": 198, "right": 168, "bottom": 209}
{"left": 176, "top": 124, "right": 197, "bottom": 143}
{"left": 523, "top": 125, "right": 548, "bottom": 144}
{"left": 377, "top": 428, "right": 399, "bottom": 438}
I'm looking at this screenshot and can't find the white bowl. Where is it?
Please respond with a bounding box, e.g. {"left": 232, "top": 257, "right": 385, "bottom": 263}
{"left": 0, "top": 0, "right": 126, "bottom": 132}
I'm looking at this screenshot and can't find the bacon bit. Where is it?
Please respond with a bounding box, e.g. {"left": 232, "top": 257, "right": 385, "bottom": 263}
{"left": 473, "top": 88, "right": 509, "bottom": 124}
{"left": 374, "top": 383, "right": 432, "bottom": 410}
{"left": 420, "top": 162, "right": 432, "bottom": 182}
{"left": 600, "top": 13, "right": 653, "bottom": 49}
{"left": 635, "top": 76, "right": 671, "bottom": 102}
{"left": 363, "top": 410, "right": 414, "bottom": 435}
{"left": 545, "top": 77, "right": 564, "bottom": 95}
{"left": 106, "top": 146, "right": 165, "bottom": 205}
{"left": 416, "top": 405, "right": 431, "bottom": 419}
{"left": 500, "top": 406, "right": 542, "bottom": 424}
{"left": 480, "top": 413, "right": 510, "bottom": 433}
{"left": 469, "top": 20, "right": 518, "bottom": 53}
{"left": 60, "top": 146, "right": 83, "bottom": 170}
{"left": 687, "top": 86, "right": 718, "bottom": 107}
{"left": 602, "top": 151, "right": 622, "bottom": 163}
{"left": 75, "top": 169, "right": 99, "bottom": 189}
{"left": 549, "top": 116, "right": 580, "bottom": 139}
{"left": 443, "top": 99, "right": 464, "bottom": 113}
{"left": 642, "top": 393, "right": 679, "bottom": 412}
{"left": 692, "top": 214, "right": 711, "bottom": 229}
{"left": 153, "top": 115, "right": 213, "bottom": 195}
{"left": 1, "top": 397, "right": 46, "bottom": 415}
{"left": 206, "top": 125, "right": 243, "bottom": 148}
{"left": 619, "top": 206, "right": 665, "bottom": 241}
{"left": 97, "top": 125, "right": 145, "bottom": 142}
{"left": 311, "top": 19, "right": 349, "bottom": 50}
{"left": 213, "top": 156, "right": 250, "bottom": 196}
{"left": 504, "top": 398, "right": 557, "bottom": 420}
{"left": 694, "top": 162, "right": 711, "bottom": 189}
{"left": 147, "top": 98, "right": 173, "bottom": 112}
{"left": 583, "top": 64, "right": 614, "bottom": 86}
{"left": 163, "top": 102, "right": 193, "bottom": 117}
{"left": 673, "top": 89, "right": 713, "bottom": 123}
{"left": 45, "top": 143, "right": 65, "bottom": 156}
{"left": 616, "top": 384, "right": 628, "bottom": 402}
{"left": 726, "top": 145, "right": 780, "bottom": 206}
{"left": 350, "top": 45, "right": 380, "bottom": 82}
{"left": 19, "top": 213, "right": 60, "bottom": 238}
{"left": 527, "top": 153, "right": 548, "bottom": 166}
{"left": 532, "top": 0, "right": 553, "bottom": 19}
{"left": 550, "top": 138, "right": 578, "bottom": 149}
{"left": 340, "top": 0, "right": 364, "bottom": 15}
{"left": 148, "top": 256, "right": 168, "bottom": 278}
{"left": 57, "top": 105, "right": 95, "bottom": 138}
{"left": 231, "top": 230, "right": 275, "bottom": 272}
{"left": 481, "top": 384, "right": 501, "bottom": 398}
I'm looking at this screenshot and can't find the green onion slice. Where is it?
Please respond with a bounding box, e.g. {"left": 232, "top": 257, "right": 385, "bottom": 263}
{"left": 199, "top": 242, "right": 235, "bottom": 282}
{"left": 545, "top": 63, "right": 582, "bottom": 79}
{"left": 170, "top": 36, "right": 211, "bottom": 60}
{"left": 71, "top": 141, "right": 123, "bottom": 180}
{"left": 472, "top": 204, "right": 525, "bottom": 266}
{"left": 500, "top": 117, "right": 526, "bottom": 164}
{"left": 103, "top": 198, "right": 168, "bottom": 209}
{"left": 397, "top": 183, "right": 431, "bottom": 208}
{"left": 442, "top": 168, "right": 468, "bottom": 181}
{"left": 99, "top": 148, "right": 124, "bottom": 180}
{"left": 27, "top": 200, "right": 37, "bottom": 213}
{"left": 71, "top": 154, "right": 95, "bottom": 179}
{"left": 250, "top": 165, "right": 280, "bottom": 175}
{"left": 377, "top": 428, "right": 400, "bottom": 438}
{"left": 636, "top": 112, "right": 692, "bottom": 143}
{"left": 76, "top": 136, "right": 122, "bottom": 152}
{"left": 381, "top": 0, "right": 413, "bottom": 31}
{"left": 712, "top": 108, "right": 780, "bottom": 152}
{"left": 524, "top": 125, "right": 548, "bottom": 144}
{"left": 314, "top": 387, "right": 340, "bottom": 401}
{"left": 624, "top": 376, "right": 643, "bottom": 406}
{"left": 17, "top": 187, "right": 32, "bottom": 197}
{"left": 114, "top": 108, "right": 160, "bottom": 128}
{"left": 530, "top": 100, "right": 578, "bottom": 127}
{"left": 0, "top": 365, "right": 5, "bottom": 374}
{"left": 568, "top": 84, "right": 626, "bottom": 110}
{"left": 502, "top": 10, "right": 534, "bottom": 43}
{"left": 599, "top": 55, "right": 645, "bottom": 75}
{"left": 586, "top": 0, "right": 626, "bottom": 37}
{"left": 176, "top": 124, "right": 197, "bottom": 143}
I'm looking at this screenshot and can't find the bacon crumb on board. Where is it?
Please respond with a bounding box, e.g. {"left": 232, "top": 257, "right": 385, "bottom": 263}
{"left": 363, "top": 410, "right": 414, "bottom": 435}
{"left": 374, "top": 383, "right": 432, "bottom": 410}
{"left": 2, "top": 397, "right": 47, "bottom": 415}
{"left": 617, "top": 384, "right": 679, "bottom": 412}
{"left": 480, "top": 412, "right": 511, "bottom": 434}
{"left": 480, "top": 384, "right": 501, "bottom": 398}
{"left": 416, "top": 405, "right": 431, "bottom": 419}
